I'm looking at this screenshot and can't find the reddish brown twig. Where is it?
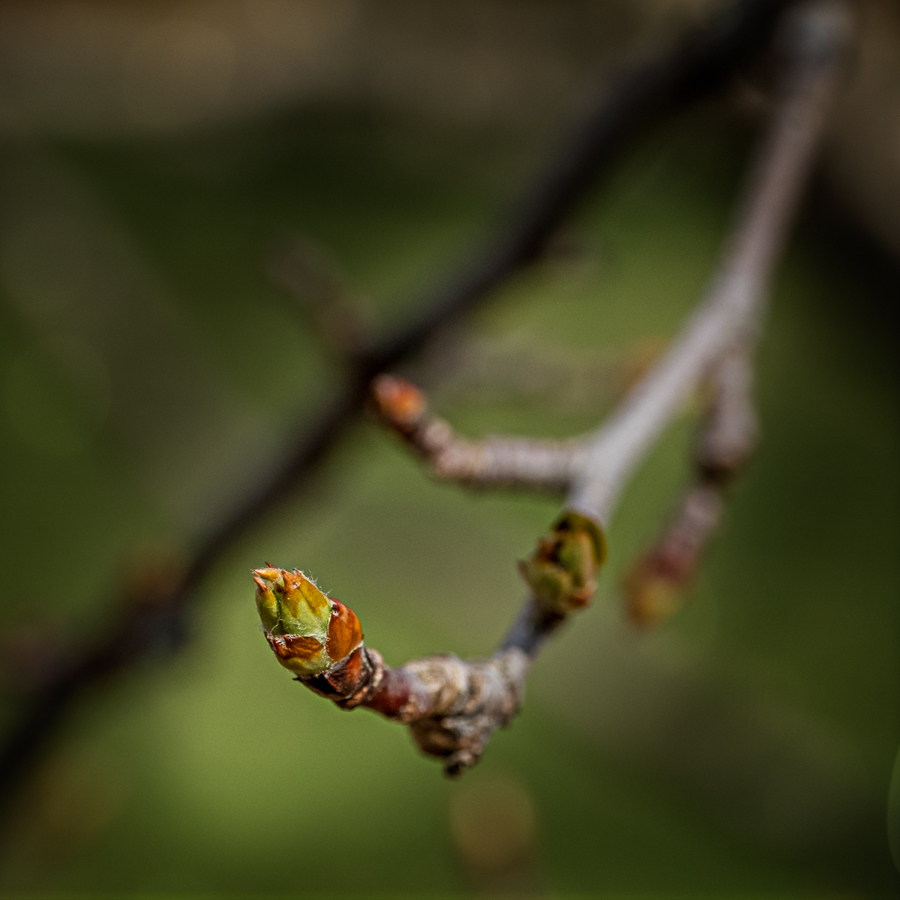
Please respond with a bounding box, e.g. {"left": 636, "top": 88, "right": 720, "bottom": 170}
{"left": 305, "top": 645, "right": 530, "bottom": 776}
{"left": 624, "top": 483, "right": 727, "bottom": 627}
{"left": 625, "top": 346, "right": 758, "bottom": 626}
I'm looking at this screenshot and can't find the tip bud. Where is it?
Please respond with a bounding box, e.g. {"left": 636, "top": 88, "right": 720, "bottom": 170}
{"left": 371, "top": 375, "right": 426, "bottom": 428}
{"left": 623, "top": 549, "right": 693, "bottom": 629}
{"left": 252, "top": 565, "right": 363, "bottom": 677}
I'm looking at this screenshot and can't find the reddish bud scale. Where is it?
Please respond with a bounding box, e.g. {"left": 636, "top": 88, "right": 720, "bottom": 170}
{"left": 364, "top": 668, "right": 417, "bottom": 719}
{"left": 254, "top": 564, "right": 365, "bottom": 677}
{"left": 325, "top": 599, "right": 364, "bottom": 664}
{"left": 302, "top": 647, "right": 370, "bottom": 708}
{"left": 267, "top": 632, "right": 324, "bottom": 664}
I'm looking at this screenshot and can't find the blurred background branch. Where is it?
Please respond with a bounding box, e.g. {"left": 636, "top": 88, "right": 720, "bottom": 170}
{"left": 625, "top": 344, "right": 758, "bottom": 626}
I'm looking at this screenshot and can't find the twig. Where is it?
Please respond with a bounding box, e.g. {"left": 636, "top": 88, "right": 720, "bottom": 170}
{"left": 0, "top": 0, "right": 806, "bottom": 831}
{"left": 625, "top": 346, "right": 758, "bottom": 627}
{"left": 697, "top": 346, "right": 759, "bottom": 479}
{"left": 413, "top": 332, "right": 667, "bottom": 416}
{"left": 624, "top": 483, "right": 726, "bottom": 627}
{"left": 259, "top": 0, "right": 849, "bottom": 775}
{"left": 372, "top": 375, "right": 586, "bottom": 492}
{"left": 566, "top": 0, "right": 847, "bottom": 528}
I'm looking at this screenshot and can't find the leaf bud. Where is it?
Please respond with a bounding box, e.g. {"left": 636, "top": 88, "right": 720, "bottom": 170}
{"left": 252, "top": 566, "right": 363, "bottom": 677}
{"left": 518, "top": 512, "right": 606, "bottom": 615}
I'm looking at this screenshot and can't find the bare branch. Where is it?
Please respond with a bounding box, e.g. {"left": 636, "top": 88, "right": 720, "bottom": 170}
{"left": 625, "top": 346, "right": 758, "bottom": 627}
{"left": 0, "top": 0, "right": 814, "bottom": 830}
{"left": 600, "top": 0, "right": 850, "bottom": 628}
{"left": 567, "top": 0, "right": 849, "bottom": 528}
{"left": 267, "top": 0, "right": 849, "bottom": 775}
{"left": 371, "top": 375, "right": 586, "bottom": 493}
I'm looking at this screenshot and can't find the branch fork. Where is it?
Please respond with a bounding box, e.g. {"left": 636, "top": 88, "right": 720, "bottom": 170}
{"left": 257, "top": 0, "right": 849, "bottom": 775}
{"left": 0, "top": 0, "right": 851, "bottom": 829}
{"left": 253, "top": 564, "right": 531, "bottom": 774}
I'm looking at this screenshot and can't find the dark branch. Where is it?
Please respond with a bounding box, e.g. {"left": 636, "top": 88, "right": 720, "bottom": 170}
{"left": 373, "top": 0, "right": 800, "bottom": 368}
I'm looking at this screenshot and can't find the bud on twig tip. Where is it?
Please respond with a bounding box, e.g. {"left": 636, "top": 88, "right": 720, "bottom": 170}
{"left": 371, "top": 375, "right": 427, "bottom": 427}
{"left": 252, "top": 565, "right": 363, "bottom": 677}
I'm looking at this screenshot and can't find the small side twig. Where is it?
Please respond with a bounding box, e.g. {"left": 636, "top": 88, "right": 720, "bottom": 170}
{"left": 371, "top": 375, "right": 586, "bottom": 493}
{"left": 625, "top": 346, "right": 758, "bottom": 626}
{"left": 624, "top": 483, "right": 727, "bottom": 627}
{"left": 414, "top": 333, "right": 667, "bottom": 416}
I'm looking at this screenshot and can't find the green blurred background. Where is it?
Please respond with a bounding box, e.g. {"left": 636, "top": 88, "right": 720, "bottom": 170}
{"left": 0, "top": 1, "right": 897, "bottom": 897}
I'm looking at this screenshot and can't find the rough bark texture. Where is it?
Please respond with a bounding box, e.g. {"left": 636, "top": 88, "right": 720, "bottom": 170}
{"left": 297, "top": 645, "right": 530, "bottom": 775}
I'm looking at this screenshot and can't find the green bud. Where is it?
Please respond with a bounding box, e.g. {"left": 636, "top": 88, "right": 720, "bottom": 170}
{"left": 253, "top": 566, "right": 364, "bottom": 677}
{"left": 518, "top": 512, "right": 606, "bottom": 615}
